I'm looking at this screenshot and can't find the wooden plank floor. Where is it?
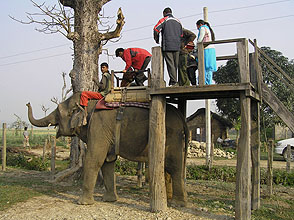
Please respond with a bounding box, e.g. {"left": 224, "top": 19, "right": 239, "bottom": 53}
{"left": 149, "top": 83, "right": 260, "bottom": 101}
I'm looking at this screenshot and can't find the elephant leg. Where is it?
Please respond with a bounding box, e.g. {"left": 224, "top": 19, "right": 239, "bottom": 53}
{"left": 101, "top": 161, "right": 118, "bottom": 202}
{"left": 78, "top": 144, "right": 108, "bottom": 205}
{"left": 170, "top": 170, "right": 187, "bottom": 207}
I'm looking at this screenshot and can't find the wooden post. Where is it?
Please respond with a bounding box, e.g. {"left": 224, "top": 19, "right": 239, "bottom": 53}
{"left": 2, "top": 123, "right": 7, "bottom": 171}
{"left": 238, "top": 39, "right": 250, "bottom": 83}
{"left": 137, "top": 162, "right": 143, "bottom": 187}
{"left": 111, "top": 70, "right": 115, "bottom": 93}
{"left": 210, "top": 135, "right": 214, "bottom": 167}
{"left": 189, "top": 130, "right": 192, "bottom": 142}
{"left": 267, "top": 139, "right": 274, "bottom": 196}
{"left": 51, "top": 136, "right": 56, "bottom": 177}
{"left": 205, "top": 100, "right": 212, "bottom": 168}
{"left": 30, "top": 125, "right": 34, "bottom": 138}
{"left": 198, "top": 43, "right": 205, "bottom": 86}
{"left": 251, "top": 99, "right": 260, "bottom": 210}
{"left": 148, "top": 46, "right": 167, "bottom": 212}
{"left": 235, "top": 93, "right": 251, "bottom": 220}
{"left": 250, "top": 54, "right": 261, "bottom": 210}
{"left": 286, "top": 144, "right": 291, "bottom": 173}
{"left": 43, "top": 139, "right": 47, "bottom": 161}
{"left": 235, "top": 39, "right": 251, "bottom": 220}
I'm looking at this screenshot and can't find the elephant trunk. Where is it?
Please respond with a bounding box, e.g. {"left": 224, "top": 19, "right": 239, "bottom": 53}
{"left": 26, "top": 103, "right": 57, "bottom": 127}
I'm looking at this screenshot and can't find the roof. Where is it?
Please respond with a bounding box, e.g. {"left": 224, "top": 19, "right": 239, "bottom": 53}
{"left": 187, "top": 108, "right": 233, "bottom": 128}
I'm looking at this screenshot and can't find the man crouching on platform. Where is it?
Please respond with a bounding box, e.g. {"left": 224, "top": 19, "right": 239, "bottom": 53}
{"left": 115, "top": 48, "right": 151, "bottom": 87}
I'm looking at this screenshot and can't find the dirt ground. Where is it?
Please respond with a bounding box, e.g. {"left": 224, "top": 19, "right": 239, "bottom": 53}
{"left": 0, "top": 169, "right": 234, "bottom": 220}
{"left": 1, "top": 147, "right": 292, "bottom": 220}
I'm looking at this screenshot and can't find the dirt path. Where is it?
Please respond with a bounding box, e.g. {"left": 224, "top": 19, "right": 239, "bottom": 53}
{"left": 0, "top": 169, "right": 233, "bottom": 220}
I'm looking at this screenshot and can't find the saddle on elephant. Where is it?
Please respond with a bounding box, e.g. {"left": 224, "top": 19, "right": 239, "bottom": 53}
{"left": 96, "top": 86, "right": 150, "bottom": 110}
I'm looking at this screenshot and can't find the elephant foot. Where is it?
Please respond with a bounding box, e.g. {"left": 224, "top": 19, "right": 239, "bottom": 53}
{"left": 169, "top": 196, "right": 187, "bottom": 207}
{"left": 102, "top": 193, "right": 118, "bottom": 202}
{"left": 77, "top": 195, "right": 94, "bottom": 205}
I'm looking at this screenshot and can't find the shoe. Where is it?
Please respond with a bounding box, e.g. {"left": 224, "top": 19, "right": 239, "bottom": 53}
{"left": 171, "top": 83, "right": 179, "bottom": 87}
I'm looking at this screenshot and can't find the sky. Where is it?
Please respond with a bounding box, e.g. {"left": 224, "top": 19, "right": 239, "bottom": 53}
{"left": 0, "top": 0, "right": 294, "bottom": 126}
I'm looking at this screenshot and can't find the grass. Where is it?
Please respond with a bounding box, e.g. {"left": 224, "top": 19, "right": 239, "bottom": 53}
{"left": 0, "top": 167, "right": 77, "bottom": 211}
{"left": 188, "top": 180, "right": 294, "bottom": 220}
{"left": 0, "top": 128, "right": 68, "bottom": 148}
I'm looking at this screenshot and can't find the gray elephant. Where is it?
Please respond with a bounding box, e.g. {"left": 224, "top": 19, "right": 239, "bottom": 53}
{"left": 27, "top": 92, "right": 188, "bottom": 206}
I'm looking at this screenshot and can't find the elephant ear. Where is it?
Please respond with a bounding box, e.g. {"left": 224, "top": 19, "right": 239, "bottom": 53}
{"left": 70, "top": 109, "right": 87, "bottom": 130}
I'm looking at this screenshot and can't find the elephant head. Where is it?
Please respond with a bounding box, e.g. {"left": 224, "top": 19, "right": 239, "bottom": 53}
{"left": 27, "top": 92, "right": 82, "bottom": 138}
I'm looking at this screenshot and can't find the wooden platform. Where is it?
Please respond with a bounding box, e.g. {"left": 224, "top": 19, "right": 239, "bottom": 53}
{"left": 149, "top": 82, "right": 260, "bottom": 101}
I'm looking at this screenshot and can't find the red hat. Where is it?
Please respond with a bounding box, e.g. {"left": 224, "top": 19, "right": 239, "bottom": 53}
{"left": 185, "top": 41, "right": 195, "bottom": 49}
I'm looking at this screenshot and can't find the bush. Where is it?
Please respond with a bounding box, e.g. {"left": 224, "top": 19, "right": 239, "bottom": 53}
{"left": 2, "top": 153, "right": 49, "bottom": 171}
{"left": 187, "top": 165, "right": 294, "bottom": 186}
{"left": 186, "top": 165, "right": 236, "bottom": 182}
{"left": 115, "top": 159, "right": 138, "bottom": 176}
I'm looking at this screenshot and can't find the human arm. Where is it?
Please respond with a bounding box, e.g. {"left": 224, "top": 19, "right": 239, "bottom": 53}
{"left": 183, "top": 28, "right": 196, "bottom": 44}
{"left": 123, "top": 49, "right": 133, "bottom": 71}
{"left": 153, "top": 17, "right": 165, "bottom": 44}
{"left": 98, "top": 74, "right": 109, "bottom": 91}
{"left": 197, "top": 27, "right": 205, "bottom": 43}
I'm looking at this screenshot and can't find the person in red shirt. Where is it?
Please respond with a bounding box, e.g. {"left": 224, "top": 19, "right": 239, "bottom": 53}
{"left": 115, "top": 48, "right": 151, "bottom": 86}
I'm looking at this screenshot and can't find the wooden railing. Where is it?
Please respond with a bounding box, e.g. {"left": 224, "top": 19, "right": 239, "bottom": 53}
{"left": 110, "top": 69, "right": 151, "bottom": 93}
{"left": 197, "top": 38, "right": 252, "bottom": 86}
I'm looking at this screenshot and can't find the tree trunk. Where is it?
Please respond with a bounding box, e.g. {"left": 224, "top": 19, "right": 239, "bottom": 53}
{"left": 58, "top": 0, "right": 124, "bottom": 181}
{"left": 70, "top": 0, "right": 102, "bottom": 92}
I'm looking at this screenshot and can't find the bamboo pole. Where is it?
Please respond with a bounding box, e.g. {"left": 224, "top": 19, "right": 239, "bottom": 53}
{"left": 2, "top": 123, "right": 7, "bottom": 171}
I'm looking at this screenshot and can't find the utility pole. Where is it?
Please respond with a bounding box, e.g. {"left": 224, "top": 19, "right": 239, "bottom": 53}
{"left": 203, "top": 7, "right": 212, "bottom": 168}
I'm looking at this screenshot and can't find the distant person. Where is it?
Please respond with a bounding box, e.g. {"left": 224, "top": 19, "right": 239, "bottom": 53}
{"left": 154, "top": 7, "right": 183, "bottom": 86}
{"left": 196, "top": 19, "right": 217, "bottom": 85}
{"left": 186, "top": 41, "right": 198, "bottom": 85}
{"left": 23, "top": 126, "right": 30, "bottom": 149}
{"left": 115, "top": 48, "right": 151, "bottom": 87}
{"left": 178, "top": 28, "right": 196, "bottom": 86}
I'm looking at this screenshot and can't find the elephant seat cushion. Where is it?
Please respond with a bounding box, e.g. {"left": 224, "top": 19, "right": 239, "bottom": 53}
{"left": 96, "top": 99, "right": 149, "bottom": 110}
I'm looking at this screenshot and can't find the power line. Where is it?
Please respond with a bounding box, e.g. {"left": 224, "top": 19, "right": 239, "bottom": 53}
{"left": 0, "top": 43, "right": 71, "bottom": 60}
{"left": 214, "top": 15, "right": 294, "bottom": 27}
{"left": 1, "top": 0, "right": 293, "bottom": 63}
{"left": 122, "top": 0, "right": 292, "bottom": 32}
{"left": 0, "top": 52, "right": 71, "bottom": 67}
{"left": 1, "top": 14, "right": 293, "bottom": 67}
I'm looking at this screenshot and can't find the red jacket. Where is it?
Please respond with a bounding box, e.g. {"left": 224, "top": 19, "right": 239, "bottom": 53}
{"left": 122, "top": 48, "right": 151, "bottom": 71}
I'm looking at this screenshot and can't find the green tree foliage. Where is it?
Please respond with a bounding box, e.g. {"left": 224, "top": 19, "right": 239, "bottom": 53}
{"left": 213, "top": 47, "right": 294, "bottom": 139}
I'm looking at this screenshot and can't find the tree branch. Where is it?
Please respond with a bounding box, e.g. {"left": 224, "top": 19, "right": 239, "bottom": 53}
{"left": 10, "top": 0, "right": 74, "bottom": 40}
{"left": 101, "top": 7, "right": 125, "bottom": 41}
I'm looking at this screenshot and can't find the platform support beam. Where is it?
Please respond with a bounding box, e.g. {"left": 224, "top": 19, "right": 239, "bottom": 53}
{"left": 148, "top": 46, "right": 167, "bottom": 212}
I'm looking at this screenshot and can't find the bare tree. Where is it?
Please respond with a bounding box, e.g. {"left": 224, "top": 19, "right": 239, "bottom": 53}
{"left": 51, "top": 71, "right": 73, "bottom": 105}
{"left": 11, "top": 114, "right": 29, "bottom": 136}
{"left": 12, "top": 0, "right": 125, "bottom": 91}
{"left": 41, "top": 104, "right": 50, "bottom": 116}
{"left": 12, "top": 0, "right": 125, "bottom": 181}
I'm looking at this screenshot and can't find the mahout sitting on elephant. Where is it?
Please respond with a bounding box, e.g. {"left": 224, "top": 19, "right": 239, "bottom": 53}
{"left": 26, "top": 92, "right": 188, "bottom": 206}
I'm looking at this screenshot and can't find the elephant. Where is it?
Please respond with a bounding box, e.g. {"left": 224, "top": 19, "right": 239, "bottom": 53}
{"left": 26, "top": 92, "right": 188, "bottom": 206}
